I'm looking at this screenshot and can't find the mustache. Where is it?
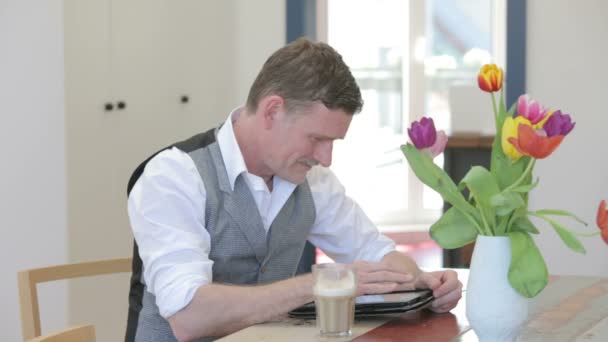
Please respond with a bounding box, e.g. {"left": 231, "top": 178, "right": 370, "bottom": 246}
{"left": 300, "top": 159, "right": 319, "bottom": 167}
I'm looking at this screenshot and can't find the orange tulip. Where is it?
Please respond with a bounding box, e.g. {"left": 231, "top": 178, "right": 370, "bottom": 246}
{"left": 508, "top": 124, "right": 564, "bottom": 159}
{"left": 597, "top": 200, "right": 608, "bottom": 244}
{"left": 478, "top": 64, "right": 503, "bottom": 93}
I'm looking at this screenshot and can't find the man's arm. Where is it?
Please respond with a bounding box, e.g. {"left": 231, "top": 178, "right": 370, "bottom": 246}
{"left": 167, "top": 258, "right": 417, "bottom": 341}
{"left": 168, "top": 274, "right": 313, "bottom": 342}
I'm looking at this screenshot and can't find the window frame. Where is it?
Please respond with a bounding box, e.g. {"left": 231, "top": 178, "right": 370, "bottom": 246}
{"left": 286, "top": 0, "right": 525, "bottom": 229}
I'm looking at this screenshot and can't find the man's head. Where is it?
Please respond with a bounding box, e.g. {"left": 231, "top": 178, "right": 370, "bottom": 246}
{"left": 246, "top": 38, "right": 363, "bottom": 115}
{"left": 240, "top": 39, "right": 362, "bottom": 184}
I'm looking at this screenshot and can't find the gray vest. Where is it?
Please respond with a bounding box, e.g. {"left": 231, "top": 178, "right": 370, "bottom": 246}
{"left": 127, "top": 129, "right": 316, "bottom": 342}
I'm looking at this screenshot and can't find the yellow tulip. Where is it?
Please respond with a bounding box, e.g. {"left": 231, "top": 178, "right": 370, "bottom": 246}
{"left": 502, "top": 116, "right": 532, "bottom": 161}
{"left": 478, "top": 64, "right": 504, "bottom": 93}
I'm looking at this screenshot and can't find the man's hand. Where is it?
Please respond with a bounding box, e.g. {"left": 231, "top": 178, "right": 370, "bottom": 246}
{"left": 377, "top": 251, "right": 463, "bottom": 313}
{"left": 352, "top": 260, "right": 415, "bottom": 295}
{"left": 413, "top": 270, "right": 462, "bottom": 313}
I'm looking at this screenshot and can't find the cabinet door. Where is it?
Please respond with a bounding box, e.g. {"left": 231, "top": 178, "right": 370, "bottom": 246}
{"left": 65, "top": 2, "right": 236, "bottom": 340}
{"left": 111, "top": 0, "right": 175, "bottom": 160}
{"left": 65, "top": 0, "right": 122, "bottom": 249}
{"left": 164, "top": 0, "right": 234, "bottom": 137}
{"left": 64, "top": 2, "right": 132, "bottom": 342}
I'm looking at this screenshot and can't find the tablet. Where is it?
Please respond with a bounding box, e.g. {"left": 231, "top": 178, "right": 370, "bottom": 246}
{"left": 288, "top": 289, "right": 434, "bottom": 318}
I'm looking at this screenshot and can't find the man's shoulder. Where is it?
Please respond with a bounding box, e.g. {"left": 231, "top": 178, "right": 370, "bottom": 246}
{"left": 173, "top": 128, "right": 218, "bottom": 154}
{"left": 305, "top": 166, "right": 344, "bottom": 194}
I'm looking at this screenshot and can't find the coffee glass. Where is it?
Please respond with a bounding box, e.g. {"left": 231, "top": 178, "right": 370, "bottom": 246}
{"left": 312, "top": 263, "right": 357, "bottom": 337}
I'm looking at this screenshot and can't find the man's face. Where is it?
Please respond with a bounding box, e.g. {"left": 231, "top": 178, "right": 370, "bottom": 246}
{"left": 264, "top": 102, "right": 353, "bottom": 184}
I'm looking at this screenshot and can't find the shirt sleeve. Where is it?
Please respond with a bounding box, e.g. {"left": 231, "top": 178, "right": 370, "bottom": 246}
{"left": 306, "top": 166, "right": 396, "bottom": 263}
{"left": 127, "top": 147, "right": 214, "bottom": 318}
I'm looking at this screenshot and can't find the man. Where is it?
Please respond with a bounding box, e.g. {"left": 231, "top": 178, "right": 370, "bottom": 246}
{"left": 125, "top": 38, "right": 462, "bottom": 342}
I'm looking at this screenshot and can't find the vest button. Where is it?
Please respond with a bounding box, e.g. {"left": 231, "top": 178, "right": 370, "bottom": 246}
{"left": 260, "top": 266, "right": 267, "bottom": 273}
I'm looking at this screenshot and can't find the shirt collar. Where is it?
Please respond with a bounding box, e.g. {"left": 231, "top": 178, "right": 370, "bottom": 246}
{"left": 216, "top": 106, "right": 299, "bottom": 193}
{"left": 216, "top": 107, "right": 249, "bottom": 191}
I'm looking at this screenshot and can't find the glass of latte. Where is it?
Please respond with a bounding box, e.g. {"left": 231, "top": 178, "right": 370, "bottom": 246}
{"left": 312, "top": 263, "right": 357, "bottom": 337}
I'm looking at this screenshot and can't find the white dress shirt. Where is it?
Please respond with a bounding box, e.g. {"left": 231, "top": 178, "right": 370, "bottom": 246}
{"left": 128, "top": 107, "right": 396, "bottom": 318}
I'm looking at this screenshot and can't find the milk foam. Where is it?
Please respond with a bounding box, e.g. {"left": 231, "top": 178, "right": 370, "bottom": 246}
{"left": 313, "top": 272, "right": 356, "bottom": 297}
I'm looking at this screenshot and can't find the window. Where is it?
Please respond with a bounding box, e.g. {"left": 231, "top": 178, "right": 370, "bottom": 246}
{"left": 317, "top": 0, "right": 505, "bottom": 230}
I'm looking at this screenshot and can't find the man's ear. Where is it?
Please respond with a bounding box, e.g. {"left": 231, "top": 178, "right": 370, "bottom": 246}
{"left": 257, "top": 95, "right": 285, "bottom": 130}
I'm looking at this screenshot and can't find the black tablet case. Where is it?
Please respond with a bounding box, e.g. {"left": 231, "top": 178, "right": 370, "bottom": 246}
{"left": 288, "top": 290, "right": 434, "bottom": 318}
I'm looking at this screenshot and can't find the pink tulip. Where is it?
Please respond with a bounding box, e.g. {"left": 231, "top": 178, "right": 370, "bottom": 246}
{"left": 428, "top": 131, "right": 448, "bottom": 158}
{"left": 518, "top": 95, "right": 549, "bottom": 125}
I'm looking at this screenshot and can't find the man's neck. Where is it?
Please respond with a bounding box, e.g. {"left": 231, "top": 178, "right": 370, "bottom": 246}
{"left": 265, "top": 176, "right": 273, "bottom": 192}
{"left": 233, "top": 110, "right": 275, "bottom": 191}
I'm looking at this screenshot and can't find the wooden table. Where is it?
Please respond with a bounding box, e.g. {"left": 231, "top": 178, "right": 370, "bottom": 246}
{"left": 219, "top": 270, "right": 608, "bottom": 341}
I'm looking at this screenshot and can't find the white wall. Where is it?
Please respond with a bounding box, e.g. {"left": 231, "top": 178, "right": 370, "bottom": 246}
{"left": 528, "top": 0, "right": 608, "bottom": 276}
{"left": 0, "top": 0, "right": 68, "bottom": 341}
{"left": 229, "top": 0, "right": 286, "bottom": 106}
{"left": 0, "top": 0, "right": 285, "bottom": 341}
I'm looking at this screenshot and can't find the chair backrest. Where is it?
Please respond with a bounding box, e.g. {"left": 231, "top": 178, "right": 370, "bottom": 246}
{"left": 26, "top": 324, "right": 96, "bottom": 342}
{"left": 18, "top": 258, "right": 132, "bottom": 340}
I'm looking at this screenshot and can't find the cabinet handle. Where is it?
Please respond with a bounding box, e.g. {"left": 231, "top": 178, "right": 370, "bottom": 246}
{"left": 104, "top": 102, "right": 114, "bottom": 111}
{"left": 180, "top": 95, "right": 189, "bottom": 104}
{"left": 117, "top": 101, "right": 127, "bottom": 110}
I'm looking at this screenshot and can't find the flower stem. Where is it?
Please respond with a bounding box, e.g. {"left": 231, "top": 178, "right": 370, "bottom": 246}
{"left": 504, "top": 158, "right": 536, "bottom": 193}
{"left": 491, "top": 92, "right": 498, "bottom": 120}
{"left": 572, "top": 231, "right": 601, "bottom": 237}
{"left": 477, "top": 204, "right": 493, "bottom": 236}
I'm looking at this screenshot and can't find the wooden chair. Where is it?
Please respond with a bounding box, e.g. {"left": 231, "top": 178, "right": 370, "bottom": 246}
{"left": 18, "top": 258, "right": 132, "bottom": 340}
{"left": 26, "top": 324, "right": 96, "bottom": 342}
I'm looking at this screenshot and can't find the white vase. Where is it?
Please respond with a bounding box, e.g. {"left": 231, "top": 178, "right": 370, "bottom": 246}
{"left": 466, "top": 235, "right": 529, "bottom": 342}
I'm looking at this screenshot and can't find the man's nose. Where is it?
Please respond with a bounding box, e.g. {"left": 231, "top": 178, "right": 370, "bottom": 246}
{"left": 314, "top": 141, "right": 333, "bottom": 167}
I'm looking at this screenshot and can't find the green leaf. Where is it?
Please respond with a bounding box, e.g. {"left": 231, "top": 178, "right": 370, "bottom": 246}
{"left": 430, "top": 207, "right": 478, "bottom": 249}
{"left": 511, "top": 215, "right": 540, "bottom": 234}
{"left": 491, "top": 153, "right": 530, "bottom": 191}
{"left": 532, "top": 209, "right": 588, "bottom": 225}
{"left": 460, "top": 166, "right": 501, "bottom": 229}
{"left": 401, "top": 144, "right": 480, "bottom": 226}
{"left": 491, "top": 192, "right": 525, "bottom": 216}
{"left": 510, "top": 178, "right": 539, "bottom": 193}
{"left": 533, "top": 214, "right": 586, "bottom": 254}
{"left": 508, "top": 231, "right": 549, "bottom": 298}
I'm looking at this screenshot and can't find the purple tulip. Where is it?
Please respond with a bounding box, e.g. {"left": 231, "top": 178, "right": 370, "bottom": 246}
{"left": 408, "top": 117, "right": 437, "bottom": 149}
{"left": 543, "top": 110, "right": 575, "bottom": 137}
{"left": 408, "top": 117, "right": 447, "bottom": 158}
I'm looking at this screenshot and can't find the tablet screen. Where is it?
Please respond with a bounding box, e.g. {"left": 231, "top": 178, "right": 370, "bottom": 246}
{"left": 355, "top": 290, "right": 430, "bottom": 305}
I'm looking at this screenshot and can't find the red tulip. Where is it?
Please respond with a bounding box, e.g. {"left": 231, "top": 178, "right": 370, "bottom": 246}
{"left": 596, "top": 200, "right": 608, "bottom": 244}
{"left": 508, "top": 124, "right": 564, "bottom": 159}
{"left": 477, "top": 64, "right": 503, "bottom": 93}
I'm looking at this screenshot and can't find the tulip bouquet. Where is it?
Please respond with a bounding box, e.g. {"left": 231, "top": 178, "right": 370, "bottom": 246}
{"left": 401, "top": 64, "right": 604, "bottom": 298}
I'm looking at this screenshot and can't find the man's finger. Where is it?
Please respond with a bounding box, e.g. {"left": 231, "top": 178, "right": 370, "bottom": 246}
{"left": 431, "top": 272, "right": 461, "bottom": 298}
{"left": 359, "top": 282, "right": 399, "bottom": 295}
{"left": 432, "top": 287, "right": 462, "bottom": 308}
{"left": 358, "top": 270, "right": 413, "bottom": 284}
{"left": 417, "top": 272, "right": 441, "bottom": 291}
{"left": 392, "top": 281, "right": 417, "bottom": 292}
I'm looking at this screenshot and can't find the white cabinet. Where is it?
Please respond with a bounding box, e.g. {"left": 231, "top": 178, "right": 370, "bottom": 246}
{"left": 63, "top": 1, "right": 230, "bottom": 340}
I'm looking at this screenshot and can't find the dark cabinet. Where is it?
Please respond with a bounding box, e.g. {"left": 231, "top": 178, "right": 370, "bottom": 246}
{"left": 442, "top": 134, "right": 494, "bottom": 268}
